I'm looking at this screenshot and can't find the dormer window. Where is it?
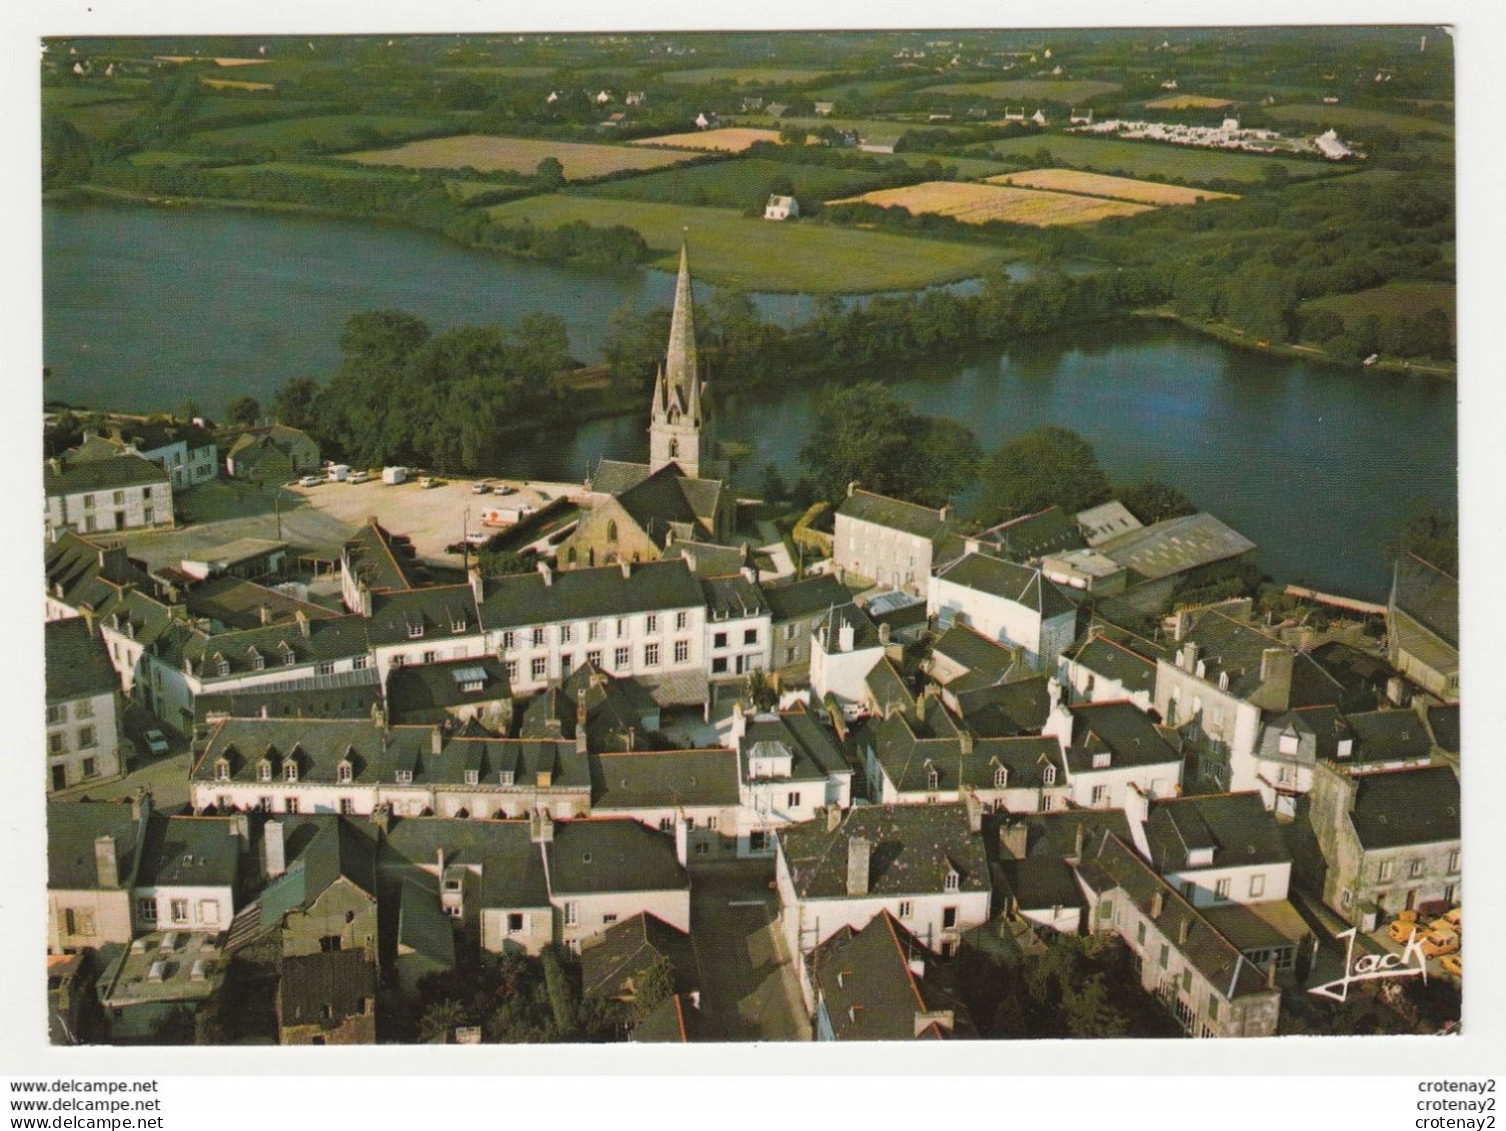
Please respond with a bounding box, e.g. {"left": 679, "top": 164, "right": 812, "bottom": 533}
{"left": 258, "top": 760, "right": 272, "bottom": 783}
{"left": 395, "top": 769, "right": 414, "bottom": 784}
{"left": 251, "top": 652, "right": 265, "bottom": 671}
{"left": 993, "top": 766, "right": 1008, "bottom": 788}
{"left": 1042, "top": 765, "right": 1057, "bottom": 786}
{"left": 451, "top": 616, "right": 467, "bottom": 634}
{"left": 216, "top": 657, "right": 230, "bottom": 677}
{"left": 944, "top": 868, "right": 960, "bottom": 892}
{"left": 464, "top": 770, "right": 479, "bottom": 786}
{"left": 337, "top": 761, "right": 353, "bottom": 785}
{"left": 926, "top": 768, "right": 940, "bottom": 790}
{"left": 215, "top": 758, "right": 230, "bottom": 783}
{"left": 284, "top": 762, "right": 298, "bottom": 784}
{"left": 407, "top": 622, "right": 424, "bottom": 639}
{"left": 1092, "top": 751, "right": 1111, "bottom": 769}
{"left": 498, "top": 770, "right": 515, "bottom": 787}
{"left": 281, "top": 644, "right": 296, "bottom": 666}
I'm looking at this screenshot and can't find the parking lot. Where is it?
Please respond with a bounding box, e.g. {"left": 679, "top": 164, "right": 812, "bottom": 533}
{"left": 688, "top": 859, "right": 810, "bottom": 1042}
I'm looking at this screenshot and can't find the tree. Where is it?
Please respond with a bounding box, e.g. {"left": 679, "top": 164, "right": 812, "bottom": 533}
{"left": 1118, "top": 479, "right": 1197, "bottom": 525}
{"left": 536, "top": 156, "right": 566, "bottom": 190}
{"left": 603, "top": 303, "right": 671, "bottom": 394}
{"left": 1396, "top": 510, "right": 1457, "bottom": 576}
{"left": 907, "top": 417, "right": 983, "bottom": 508}
{"left": 759, "top": 463, "right": 787, "bottom": 503}
{"left": 417, "top": 999, "right": 468, "bottom": 1044}
{"left": 272, "top": 377, "right": 321, "bottom": 430}
{"left": 979, "top": 426, "right": 1111, "bottom": 523}
{"left": 42, "top": 116, "right": 92, "bottom": 190}
{"left": 1062, "top": 974, "right": 1131, "bottom": 1039}
{"left": 224, "top": 396, "right": 262, "bottom": 426}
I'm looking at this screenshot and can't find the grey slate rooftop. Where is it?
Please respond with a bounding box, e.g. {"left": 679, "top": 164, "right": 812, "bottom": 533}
{"left": 779, "top": 803, "right": 988, "bottom": 901}
{"left": 45, "top": 616, "right": 118, "bottom": 702}
{"left": 580, "top": 911, "right": 698, "bottom": 1001}
{"left": 1172, "top": 609, "right": 1346, "bottom": 708}
{"left": 1063, "top": 701, "right": 1183, "bottom": 773}
{"left": 935, "top": 553, "right": 1076, "bottom": 620}
{"left": 546, "top": 819, "right": 689, "bottom": 895}
{"left": 1096, "top": 512, "right": 1255, "bottom": 582}
{"left": 764, "top": 574, "right": 852, "bottom": 622}
{"left": 1391, "top": 553, "right": 1458, "bottom": 650}
{"left": 45, "top": 450, "right": 169, "bottom": 495}
{"left": 836, "top": 489, "right": 953, "bottom": 542}
{"left": 1348, "top": 766, "right": 1460, "bottom": 850}
{"left": 591, "top": 747, "right": 740, "bottom": 810}
{"left": 1143, "top": 793, "right": 1290, "bottom": 873}
{"left": 480, "top": 558, "right": 703, "bottom": 630}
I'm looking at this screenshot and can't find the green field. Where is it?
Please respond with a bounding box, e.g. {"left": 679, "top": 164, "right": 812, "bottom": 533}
{"left": 920, "top": 79, "right": 1123, "bottom": 101}
{"left": 804, "top": 78, "right": 922, "bottom": 102}
{"left": 42, "top": 86, "right": 137, "bottom": 108}
{"left": 972, "top": 134, "right": 1341, "bottom": 185}
{"left": 182, "top": 114, "right": 449, "bottom": 154}
{"left": 128, "top": 150, "right": 212, "bottom": 168}
{"left": 573, "top": 157, "right": 899, "bottom": 209}
{"left": 484, "top": 194, "right": 1013, "bottom": 292}
{"left": 1262, "top": 103, "right": 1453, "bottom": 136}
{"left": 437, "top": 65, "right": 555, "bottom": 77}
{"left": 1303, "top": 281, "right": 1456, "bottom": 325}
{"left": 661, "top": 67, "right": 838, "bottom": 86}
{"left": 59, "top": 99, "right": 145, "bottom": 138}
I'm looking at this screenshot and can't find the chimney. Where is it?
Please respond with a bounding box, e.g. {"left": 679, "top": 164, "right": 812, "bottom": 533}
{"left": 130, "top": 788, "right": 151, "bottom": 823}
{"left": 1150, "top": 891, "right": 1164, "bottom": 920}
{"left": 1267, "top": 960, "right": 1278, "bottom": 990}
{"left": 963, "top": 790, "right": 983, "bottom": 833}
{"left": 674, "top": 816, "right": 688, "bottom": 867}
{"left": 1071, "top": 821, "right": 1085, "bottom": 863}
{"left": 359, "top": 584, "right": 373, "bottom": 618}
{"left": 537, "top": 560, "right": 553, "bottom": 587}
{"left": 1386, "top": 675, "right": 1406, "bottom": 707}
{"left": 878, "top": 622, "right": 891, "bottom": 646}
{"left": 435, "top": 848, "right": 445, "bottom": 875}
{"left": 825, "top": 806, "right": 842, "bottom": 833}
{"left": 845, "top": 836, "right": 871, "bottom": 896}
{"left": 847, "top": 480, "right": 860, "bottom": 498}
{"left": 1047, "top": 677, "right": 1062, "bottom": 711}
{"left": 1259, "top": 647, "right": 1294, "bottom": 711}
{"left": 530, "top": 808, "right": 555, "bottom": 845}
{"left": 468, "top": 567, "right": 483, "bottom": 605}
{"left": 263, "top": 820, "right": 286, "bottom": 878}
{"left": 837, "top": 618, "right": 855, "bottom": 653}
{"left": 939, "top": 503, "right": 954, "bottom": 523}
{"left": 1000, "top": 821, "right": 1028, "bottom": 860}
{"left": 1178, "top": 916, "right": 1190, "bottom": 946}
{"left": 1179, "top": 641, "right": 1200, "bottom": 672}
{"left": 431, "top": 726, "right": 444, "bottom": 755}
{"left": 295, "top": 609, "right": 310, "bottom": 638}
{"left": 258, "top": 603, "right": 272, "bottom": 626}
{"left": 908, "top": 957, "right": 926, "bottom": 980}
{"left": 94, "top": 834, "right": 119, "bottom": 889}
{"left": 958, "top": 730, "right": 974, "bottom": 756}
{"left": 371, "top": 803, "right": 392, "bottom": 835}
{"left": 620, "top": 560, "right": 632, "bottom": 580}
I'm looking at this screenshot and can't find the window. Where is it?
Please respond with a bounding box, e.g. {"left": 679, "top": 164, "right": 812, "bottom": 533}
{"left": 711, "top": 657, "right": 728, "bottom": 675}
{"left": 502, "top": 631, "right": 516, "bottom": 651}
{"left": 674, "top": 640, "right": 689, "bottom": 664}
{"left": 616, "top": 618, "right": 627, "bottom": 638}
{"left": 1100, "top": 899, "right": 1114, "bottom": 921}
{"left": 1249, "top": 874, "right": 1265, "bottom": 899}
{"left": 713, "top": 631, "right": 728, "bottom": 649}
{"left": 507, "top": 913, "right": 525, "bottom": 933}
{"left": 1181, "top": 969, "right": 1193, "bottom": 994}
{"left": 504, "top": 661, "right": 518, "bottom": 682}
{"left": 531, "top": 657, "right": 547, "bottom": 680}
{"left": 942, "top": 907, "right": 957, "bottom": 929}
{"left": 143, "top": 507, "right": 154, "bottom": 525}
{"left": 251, "top": 653, "right": 266, "bottom": 671}
{"left": 284, "top": 762, "right": 298, "bottom": 783}
{"left": 658, "top": 817, "right": 674, "bottom": 832}
{"left": 532, "top": 627, "right": 546, "bottom": 647}
{"left": 564, "top": 903, "right": 578, "bottom": 926}
{"left": 396, "top": 769, "right": 413, "bottom": 784}
{"left": 112, "top": 490, "right": 125, "bottom": 506}
{"left": 258, "top": 796, "right": 273, "bottom": 812}
{"left": 694, "top": 842, "right": 710, "bottom": 856}
{"left": 1041, "top": 765, "right": 1056, "bottom": 786}
{"left": 898, "top": 901, "right": 913, "bottom": 920}
{"left": 1214, "top": 878, "right": 1231, "bottom": 901}
{"left": 499, "top": 771, "right": 515, "bottom": 787}
{"left": 407, "top": 623, "right": 424, "bottom": 639}
{"left": 337, "top": 762, "right": 353, "bottom": 785}
{"left": 944, "top": 869, "right": 960, "bottom": 892}
{"left": 216, "top": 658, "right": 230, "bottom": 677}
{"left": 137, "top": 897, "right": 156, "bottom": 923}
{"left": 351, "top": 654, "right": 369, "bottom": 672}
{"left": 285, "top": 797, "right": 300, "bottom": 814}
{"left": 1340, "top": 888, "right": 1353, "bottom": 910}
{"left": 705, "top": 815, "right": 717, "bottom": 831}
{"left": 284, "top": 649, "right": 298, "bottom": 667}
{"left": 587, "top": 650, "right": 602, "bottom": 668}
{"left": 47, "top": 703, "right": 65, "bottom": 725}
{"left": 421, "top": 652, "right": 436, "bottom": 665}
{"left": 1378, "top": 860, "right": 1394, "bottom": 882}
{"left": 258, "top": 761, "right": 273, "bottom": 783}
{"left": 786, "top": 791, "right": 801, "bottom": 809}
{"left": 614, "top": 647, "right": 631, "bottom": 670}
{"left": 603, "top": 913, "right": 618, "bottom": 925}
{"left": 560, "top": 624, "right": 573, "bottom": 644}
{"left": 199, "top": 900, "right": 220, "bottom": 926}
{"left": 1277, "top": 764, "right": 1294, "bottom": 785}
{"left": 1137, "top": 922, "right": 1147, "bottom": 946}
{"left": 1159, "top": 944, "right": 1170, "bottom": 969}
{"left": 588, "top": 621, "right": 601, "bottom": 642}
{"left": 744, "top": 628, "right": 758, "bottom": 646}
{"left": 644, "top": 643, "right": 659, "bottom": 668}
{"left": 83, "top": 494, "right": 95, "bottom": 511}
{"left": 170, "top": 899, "right": 189, "bottom": 925}
{"left": 675, "top": 611, "right": 688, "bottom": 631}
{"left": 1409, "top": 859, "right": 1424, "bottom": 879}
{"left": 1091, "top": 784, "right": 1110, "bottom": 807}
{"left": 1448, "top": 850, "right": 1460, "bottom": 873}
{"left": 646, "top": 614, "right": 659, "bottom": 634}
{"left": 465, "top": 770, "right": 480, "bottom": 786}
{"left": 339, "top": 798, "right": 355, "bottom": 815}
{"left": 1208, "top": 997, "right": 1219, "bottom": 1022}
{"left": 927, "top": 768, "right": 940, "bottom": 790}
{"left": 994, "top": 766, "right": 1008, "bottom": 788}
{"left": 48, "top": 733, "right": 65, "bottom": 756}
{"left": 749, "top": 831, "right": 767, "bottom": 852}
{"left": 606, "top": 521, "right": 618, "bottom": 544}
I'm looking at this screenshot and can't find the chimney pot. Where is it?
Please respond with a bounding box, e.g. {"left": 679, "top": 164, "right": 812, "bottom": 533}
{"left": 845, "top": 836, "right": 871, "bottom": 897}
{"left": 1150, "top": 891, "right": 1164, "bottom": 920}
{"left": 263, "top": 819, "right": 286, "bottom": 878}
{"left": 94, "top": 834, "right": 119, "bottom": 890}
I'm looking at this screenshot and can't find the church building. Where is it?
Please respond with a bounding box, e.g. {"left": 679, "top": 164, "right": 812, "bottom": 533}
{"left": 560, "top": 244, "right": 735, "bottom": 569}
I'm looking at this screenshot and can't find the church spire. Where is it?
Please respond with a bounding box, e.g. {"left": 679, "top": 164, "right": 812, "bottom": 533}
{"left": 664, "top": 240, "right": 700, "bottom": 421}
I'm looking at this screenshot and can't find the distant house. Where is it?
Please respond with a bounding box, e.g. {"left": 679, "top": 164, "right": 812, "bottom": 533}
{"left": 1043, "top": 698, "right": 1183, "bottom": 810}
{"left": 223, "top": 424, "right": 320, "bottom": 484}
{"left": 765, "top": 573, "right": 851, "bottom": 676}
{"left": 729, "top": 705, "right": 853, "bottom": 855}
{"left": 625, "top": 90, "right": 647, "bottom": 106}
{"left": 810, "top": 603, "right": 887, "bottom": 709}
{"left": 765, "top": 102, "right": 789, "bottom": 119}
{"left": 78, "top": 419, "right": 219, "bottom": 490}
{"left": 813, "top": 101, "right": 836, "bottom": 116}
{"left": 1094, "top": 512, "right": 1256, "bottom": 614}
{"left": 764, "top": 194, "right": 799, "bottom": 221}
{"left": 928, "top": 551, "right": 1079, "bottom": 673}
{"left": 740, "top": 95, "right": 764, "bottom": 112}
{"left": 1387, "top": 554, "right": 1458, "bottom": 701}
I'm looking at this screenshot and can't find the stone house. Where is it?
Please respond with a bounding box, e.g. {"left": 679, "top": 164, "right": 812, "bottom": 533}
{"left": 276, "top": 950, "right": 378, "bottom": 1045}
{"left": 46, "top": 617, "right": 126, "bottom": 792}
{"left": 928, "top": 551, "right": 1079, "bottom": 673}
{"left": 45, "top": 451, "right": 173, "bottom": 537}
{"left": 834, "top": 486, "right": 956, "bottom": 595}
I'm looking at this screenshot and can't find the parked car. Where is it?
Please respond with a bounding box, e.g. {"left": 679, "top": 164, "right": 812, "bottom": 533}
{"left": 419, "top": 476, "right": 442, "bottom": 489}
{"left": 142, "top": 729, "right": 170, "bottom": 757}
{"left": 1441, "top": 907, "right": 1462, "bottom": 932}
{"left": 348, "top": 470, "right": 371, "bottom": 484}
{"left": 471, "top": 481, "right": 491, "bottom": 494}
{"left": 1440, "top": 953, "right": 1462, "bottom": 977}
{"left": 1420, "top": 928, "right": 1460, "bottom": 958}
{"left": 1387, "top": 911, "right": 1421, "bottom": 944}
{"left": 298, "top": 475, "right": 323, "bottom": 487}
{"left": 494, "top": 483, "right": 516, "bottom": 495}
{"left": 464, "top": 531, "right": 489, "bottom": 546}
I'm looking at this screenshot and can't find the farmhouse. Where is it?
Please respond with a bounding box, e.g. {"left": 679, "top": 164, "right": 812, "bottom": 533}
{"left": 764, "top": 194, "right": 799, "bottom": 220}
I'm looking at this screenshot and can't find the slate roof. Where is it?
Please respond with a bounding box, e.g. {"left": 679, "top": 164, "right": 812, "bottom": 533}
{"left": 672, "top": 540, "right": 748, "bottom": 579}
{"left": 1344, "top": 709, "right": 1433, "bottom": 767}
{"left": 1066, "top": 630, "right": 1167, "bottom": 697}
{"left": 739, "top": 710, "right": 851, "bottom": 785}
{"left": 1349, "top": 766, "right": 1460, "bottom": 850}
{"left": 45, "top": 451, "right": 169, "bottom": 496}
{"left": 176, "top": 614, "right": 372, "bottom": 678}
{"left": 814, "top": 601, "right": 883, "bottom": 652}
{"left": 520, "top": 662, "right": 659, "bottom": 752}
{"left": 343, "top": 519, "right": 430, "bottom": 594}
{"left": 1076, "top": 500, "right": 1143, "bottom": 547}
{"left": 1063, "top": 701, "right": 1183, "bottom": 774}
{"left": 257, "top": 817, "right": 378, "bottom": 934}
{"left": 98, "top": 419, "right": 217, "bottom": 455}
{"left": 398, "top": 875, "right": 457, "bottom": 968}
{"left": 385, "top": 655, "right": 511, "bottom": 723}
{"left": 380, "top": 818, "right": 549, "bottom": 910}
{"left": 615, "top": 463, "right": 722, "bottom": 537}
{"left": 779, "top": 803, "right": 988, "bottom": 901}
{"left": 45, "top": 531, "right": 158, "bottom": 611}
{"left": 1427, "top": 704, "right": 1460, "bottom": 755}
{"left": 1173, "top": 609, "right": 1346, "bottom": 708}
{"left": 809, "top": 911, "right": 974, "bottom": 1040}
{"left": 865, "top": 658, "right": 916, "bottom": 718}
{"left": 702, "top": 574, "right": 769, "bottom": 620}
{"left": 836, "top": 489, "right": 952, "bottom": 541}
{"left": 1075, "top": 832, "right": 1272, "bottom": 1000}
{"left": 182, "top": 577, "right": 340, "bottom": 632}
{"left": 365, "top": 584, "right": 480, "bottom": 647}
{"left": 590, "top": 747, "right": 740, "bottom": 810}
{"left": 134, "top": 814, "right": 241, "bottom": 889}
{"left": 764, "top": 574, "right": 852, "bottom": 623}
{"left": 480, "top": 558, "right": 703, "bottom": 630}
{"left": 545, "top": 819, "right": 689, "bottom": 895}
{"left": 953, "top": 677, "right": 1051, "bottom": 737}
{"left": 580, "top": 912, "right": 698, "bottom": 1000}
{"left": 278, "top": 950, "right": 376, "bottom": 1030}
{"left": 1096, "top": 512, "right": 1255, "bottom": 582}
{"left": 931, "top": 624, "right": 1021, "bottom": 682}
{"left": 194, "top": 718, "right": 588, "bottom": 793}
{"left": 193, "top": 672, "right": 383, "bottom": 726}
{"left": 993, "top": 809, "right": 1131, "bottom": 912}
{"left": 46, "top": 801, "right": 144, "bottom": 891}
{"left": 632, "top": 993, "right": 703, "bottom": 1043}
{"left": 865, "top": 694, "right": 1065, "bottom": 795}
{"left": 981, "top": 506, "right": 1085, "bottom": 562}
{"left": 1257, "top": 705, "right": 1346, "bottom": 762}
{"left": 1391, "top": 554, "right": 1458, "bottom": 650}
{"left": 45, "top": 617, "right": 118, "bottom": 702}
{"left": 934, "top": 554, "right": 1076, "bottom": 620}
{"left": 1143, "top": 793, "right": 1290, "bottom": 873}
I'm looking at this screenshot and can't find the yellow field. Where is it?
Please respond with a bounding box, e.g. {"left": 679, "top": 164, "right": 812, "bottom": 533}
{"left": 631, "top": 127, "right": 789, "bottom": 153}
{"left": 212, "top": 58, "right": 270, "bottom": 67}
{"left": 830, "top": 181, "right": 1154, "bottom": 227}
{"left": 344, "top": 135, "right": 702, "bottom": 180}
{"left": 987, "top": 169, "right": 1238, "bottom": 205}
{"left": 1144, "top": 94, "right": 1234, "bottom": 110}
{"left": 202, "top": 78, "right": 275, "bottom": 92}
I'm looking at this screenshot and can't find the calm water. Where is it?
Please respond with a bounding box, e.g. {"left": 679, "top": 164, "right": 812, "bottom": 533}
{"left": 43, "top": 202, "right": 1457, "bottom": 600}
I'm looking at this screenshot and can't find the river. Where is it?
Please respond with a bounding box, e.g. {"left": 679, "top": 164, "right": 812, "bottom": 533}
{"left": 43, "top": 201, "right": 1457, "bottom": 600}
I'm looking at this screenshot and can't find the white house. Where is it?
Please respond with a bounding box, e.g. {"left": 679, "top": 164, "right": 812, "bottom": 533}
{"left": 929, "top": 551, "right": 1078, "bottom": 673}
{"left": 702, "top": 573, "right": 772, "bottom": 699}
{"left": 1043, "top": 695, "right": 1183, "bottom": 810}
{"left": 809, "top": 603, "right": 887, "bottom": 710}
{"left": 833, "top": 486, "right": 956, "bottom": 595}
{"left": 46, "top": 618, "right": 127, "bottom": 793}
{"left": 728, "top": 706, "right": 853, "bottom": 856}
{"left": 764, "top": 194, "right": 799, "bottom": 220}
{"left": 45, "top": 451, "right": 174, "bottom": 537}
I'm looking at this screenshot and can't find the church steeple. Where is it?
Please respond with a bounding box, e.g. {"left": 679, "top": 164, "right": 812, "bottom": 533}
{"left": 649, "top": 240, "right": 706, "bottom": 478}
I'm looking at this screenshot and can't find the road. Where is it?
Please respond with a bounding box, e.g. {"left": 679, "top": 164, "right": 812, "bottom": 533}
{"left": 688, "top": 859, "right": 810, "bottom": 1041}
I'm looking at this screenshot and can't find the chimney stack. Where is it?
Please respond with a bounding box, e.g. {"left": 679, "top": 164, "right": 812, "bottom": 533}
{"left": 371, "top": 803, "right": 392, "bottom": 835}
{"left": 263, "top": 819, "right": 286, "bottom": 878}
{"left": 1072, "top": 821, "right": 1085, "bottom": 862}
{"left": 1179, "top": 641, "right": 1200, "bottom": 672}
{"left": 468, "top": 567, "right": 484, "bottom": 605}
{"left": 1000, "top": 821, "right": 1028, "bottom": 860}
{"left": 845, "top": 836, "right": 871, "bottom": 897}
{"left": 1150, "top": 891, "right": 1164, "bottom": 920}
{"left": 674, "top": 816, "right": 688, "bottom": 867}
{"left": 295, "top": 609, "right": 310, "bottom": 638}
{"left": 1178, "top": 916, "right": 1191, "bottom": 946}
{"left": 537, "top": 561, "right": 553, "bottom": 587}
{"left": 259, "top": 603, "right": 272, "bottom": 626}
{"left": 94, "top": 834, "right": 119, "bottom": 889}
{"left": 1259, "top": 647, "right": 1295, "bottom": 711}
{"left": 837, "top": 618, "right": 855, "bottom": 653}
{"left": 620, "top": 560, "right": 632, "bottom": 580}
{"left": 530, "top": 808, "right": 555, "bottom": 845}
{"left": 431, "top": 726, "right": 444, "bottom": 756}
{"left": 963, "top": 790, "right": 983, "bottom": 833}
